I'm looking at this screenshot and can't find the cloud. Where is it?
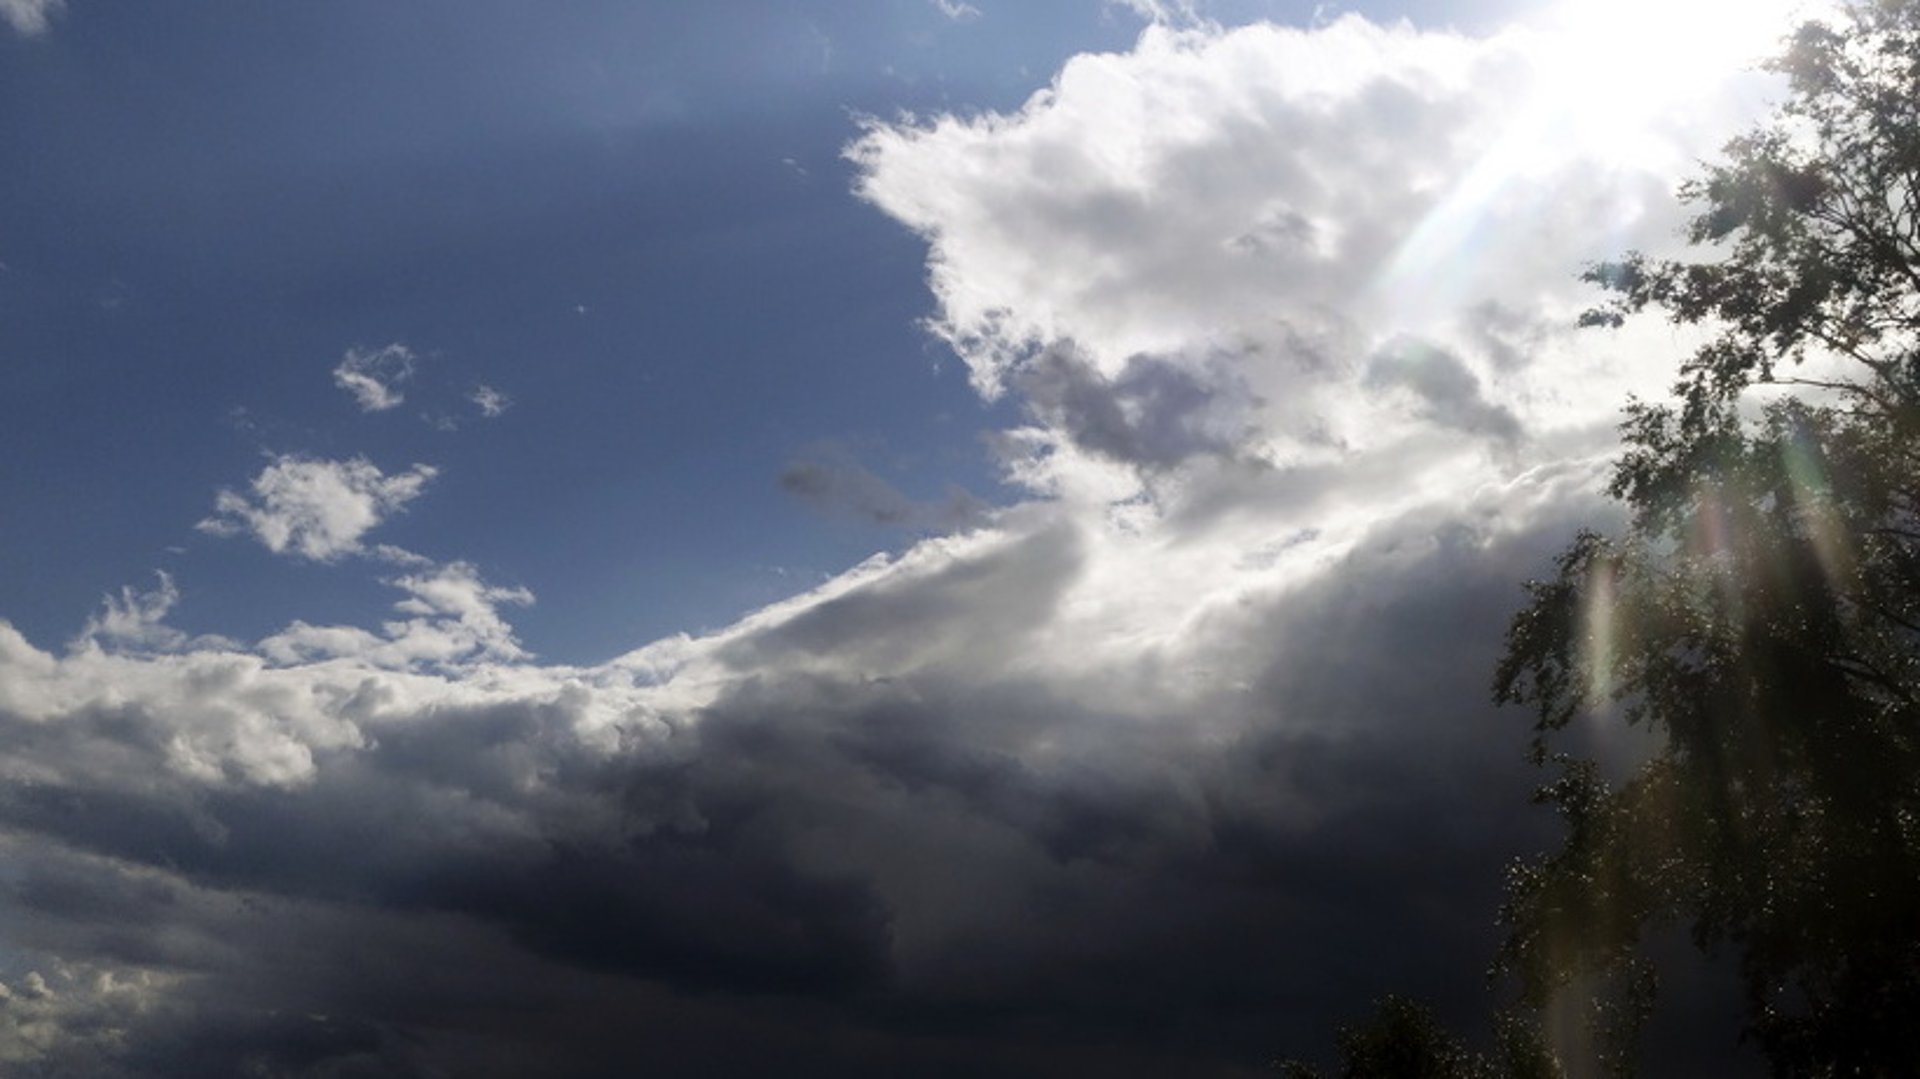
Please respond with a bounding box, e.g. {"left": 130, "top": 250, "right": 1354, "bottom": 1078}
{"left": 0, "top": 472, "right": 1622, "bottom": 1074}
{"left": 71, "top": 572, "right": 236, "bottom": 656}
{"left": 258, "top": 561, "right": 534, "bottom": 667}
{"left": 1011, "top": 343, "right": 1258, "bottom": 469}
{"left": 847, "top": 14, "right": 1766, "bottom": 507}
{"left": 196, "top": 454, "right": 437, "bottom": 562}
{"left": 469, "top": 384, "right": 511, "bottom": 418}
{"left": 1106, "top": 0, "right": 1200, "bottom": 26}
{"left": 854, "top": 17, "right": 1498, "bottom": 398}
{"left": 0, "top": 0, "right": 62, "bottom": 36}
{"left": 331, "top": 344, "right": 416, "bottom": 413}
{"left": 1364, "top": 335, "right": 1523, "bottom": 444}
{"left": 780, "top": 446, "right": 988, "bottom": 531}
{"left": 73, "top": 573, "right": 191, "bottom": 654}
{"left": 930, "top": 0, "right": 981, "bottom": 22}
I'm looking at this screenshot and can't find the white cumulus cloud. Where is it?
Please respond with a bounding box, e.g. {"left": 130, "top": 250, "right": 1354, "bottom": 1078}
{"left": 196, "top": 454, "right": 437, "bottom": 562}
{"left": 848, "top": 14, "right": 1779, "bottom": 509}
{"left": 258, "top": 561, "right": 535, "bottom": 668}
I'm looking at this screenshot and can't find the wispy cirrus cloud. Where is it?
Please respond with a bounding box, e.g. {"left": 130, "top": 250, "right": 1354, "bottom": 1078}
{"left": 469, "top": 384, "right": 512, "bottom": 418}
{"left": 930, "top": 0, "right": 981, "bottom": 22}
{"left": 0, "top": 0, "right": 63, "bottom": 36}
{"left": 196, "top": 454, "right": 437, "bottom": 562}
{"left": 1105, "top": 0, "right": 1199, "bottom": 26}
{"left": 331, "top": 343, "right": 416, "bottom": 413}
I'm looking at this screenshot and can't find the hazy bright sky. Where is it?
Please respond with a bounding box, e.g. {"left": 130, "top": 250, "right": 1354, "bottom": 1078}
{"left": 0, "top": 0, "right": 1817, "bottom": 1074}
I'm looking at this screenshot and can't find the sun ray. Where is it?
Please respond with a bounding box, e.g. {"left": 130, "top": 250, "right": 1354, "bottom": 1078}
{"left": 1371, "top": 0, "right": 1827, "bottom": 313}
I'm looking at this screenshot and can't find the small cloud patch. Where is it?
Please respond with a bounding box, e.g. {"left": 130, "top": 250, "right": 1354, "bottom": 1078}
{"left": 197, "top": 454, "right": 437, "bottom": 562}
{"left": 780, "top": 447, "right": 987, "bottom": 532}
{"left": 930, "top": 0, "right": 981, "bottom": 21}
{"left": 470, "top": 384, "right": 512, "bottom": 418}
{"left": 0, "top": 0, "right": 63, "bottom": 36}
{"left": 332, "top": 344, "right": 416, "bottom": 413}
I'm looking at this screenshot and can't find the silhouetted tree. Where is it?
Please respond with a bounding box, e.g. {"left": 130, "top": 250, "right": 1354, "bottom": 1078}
{"left": 1494, "top": 1, "right": 1920, "bottom": 1073}
{"left": 1275, "top": 997, "right": 1561, "bottom": 1079}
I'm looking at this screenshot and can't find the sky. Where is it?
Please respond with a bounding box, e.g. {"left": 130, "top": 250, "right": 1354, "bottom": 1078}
{"left": 0, "top": 0, "right": 1823, "bottom": 1074}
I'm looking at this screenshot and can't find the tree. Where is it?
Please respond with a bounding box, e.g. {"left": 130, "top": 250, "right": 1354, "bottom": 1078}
{"left": 1493, "top": 1, "right": 1920, "bottom": 1073}
{"left": 1274, "top": 997, "right": 1561, "bottom": 1079}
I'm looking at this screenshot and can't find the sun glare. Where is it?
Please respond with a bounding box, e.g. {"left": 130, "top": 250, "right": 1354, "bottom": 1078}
{"left": 1530, "top": 0, "right": 1820, "bottom": 162}
{"left": 1372, "top": 0, "right": 1823, "bottom": 317}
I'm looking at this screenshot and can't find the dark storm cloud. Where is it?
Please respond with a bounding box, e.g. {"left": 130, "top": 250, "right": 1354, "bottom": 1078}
{"left": 0, "top": 698, "right": 892, "bottom": 997}
{"left": 0, "top": 489, "right": 1652, "bottom": 1076}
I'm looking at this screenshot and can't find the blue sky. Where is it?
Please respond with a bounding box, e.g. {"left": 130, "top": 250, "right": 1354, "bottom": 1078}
{"left": 0, "top": 0, "right": 1813, "bottom": 1074}
{"left": 2, "top": 0, "right": 1045, "bottom": 658}
{"left": 0, "top": 0, "right": 1557, "bottom": 663}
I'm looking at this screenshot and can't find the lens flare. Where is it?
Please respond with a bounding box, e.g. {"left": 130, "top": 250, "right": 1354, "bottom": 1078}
{"left": 1779, "top": 432, "right": 1857, "bottom": 602}
{"left": 1580, "top": 556, "right": 1619, "bottom": 709}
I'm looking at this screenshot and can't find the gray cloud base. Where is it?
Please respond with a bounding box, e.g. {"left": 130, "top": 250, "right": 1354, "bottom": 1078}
{"left": 0, "top": 482, "right": 1756, "bottom": 1076}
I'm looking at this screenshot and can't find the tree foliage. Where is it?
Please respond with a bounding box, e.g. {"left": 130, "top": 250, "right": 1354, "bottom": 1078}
{"left": 1275, "top": 997, "right": 1561, "bottom": 1079}
{"left": 1494, "top": 1, "right": 1920, "bottom": 1073}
